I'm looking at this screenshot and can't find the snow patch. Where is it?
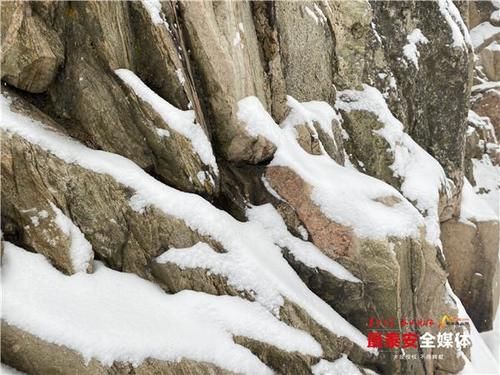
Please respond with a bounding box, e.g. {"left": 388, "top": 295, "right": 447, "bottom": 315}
{"left": 486, "top": 40, "right": 500, "bottom": 52}
{"left": 141, "top": 0, "right": 163, "bottom": 25}
{"left": 0, "top": 364, "right": 25, "bottom": 375}
{"left": 304, "top": 5, "right": 327, "bottom": 25}
{"left": 2, "top": 242, "right": 320, "bottom": 374}
{"left": 336, "top": 85, "right": 447, "bottom": 246}
{"left": 233, "top": 31, "right": 242, "bottom": 47}
{"left": 247, "top": 204, "right": 361, "bottom": 283}
{"left": 480, "top": 306, "right": 500, "bottom": 364}
{"left": 491, "top": 10, "right": 500, "bottom": 24}
{"left": 402, "top": 29, "right": 428, "bottom": 70}
{"left": 312, "top": 354, "right": 362, "bottom": 375}
{"left": 261, "top": 176, "right": 284, "bottom": 202}
{"left": 238, "top": 96, "right": 424, "bottom": 241}
{"left": 304, "top": 6, "right": 319, "bottom": 24}
{"left": 115, "top": 69, "right": 218, "bottom": 174}
{"left": 196, "top": 171, "right": 206, "bottom": 184}
{"left": 284, "top": 96, "right": 342, "bottom": 142}
{"left": 155, "top": 128, "right": 170, "bottom": 138}
{"left": 175, "top": 68, "right": 185, "bottom": 86}
{"left": 470, "top": 22, "right": 500, "bottom": 50}
{"left": 472, "top": 155, "right": 500, "bottom": 217}
{"left": 438, "top": 0, "right": 472, "bottom": 49}
{"left": 50, "top": 203, "right": 93, "bottom": 273}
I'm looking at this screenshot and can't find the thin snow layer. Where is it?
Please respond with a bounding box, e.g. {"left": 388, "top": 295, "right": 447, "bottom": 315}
{"left": 460, "top": 178, "right": 498, "bottom": 222}
{"left": 492, "top": 10, "right": 500, "bottom": 24}
{"left": 470, "top": 21, "right": 500, "bottom": 50}
{"left": 304, "top": 4, "right": 327, "bottom": 25}
{"left": 438, "top": 0, "right": 472, "bottom": 49}
{"left": 0, "top": 94, "right": 369, "bottom": 351}
{"left": 238, "top": 96, "right": 424, "bottom": 241}
{"left": 246, "top": 204, "right": 360, "bottom": 283}
{"left": 336, "top": 85, "right": 447, "bottom": 246}
{"left": 472, "top": 155, "right": 500, "bottom": 217}
{"left": 49, "top": 203, "right": 93, "bottom": 273}
{"left": 402, "top": 29, "right": 428, "bottom": 70}
{"left": 175, "top": 68, "right": 185, "bottom": 86}
{"left": 487, "top": 40, "right": 500, "bottom": 52}
{"left": 232, "top": 31, "right": 242, "bottom": 47}
{"left": 312, "top": 355, "right": 362, "bottom": 375}
{"left": 155, "top": 241, "right": 282, "bottom": 307}
{"left": 114, "top": 69, "right": 218, "bottom": 174}
{"left": 471, "top": 81, "right": 500, "bottom": 93}
{"left": 156, "top": 128, "right": 170, "bottom": 138}
{"left": 446, "top": 283, "right": 498, "bottom": 375}
{"left": 2, "top": 242, "right": 320, "bottom": 374}
{"left": 283, "top": 96, "right": 341, "bottom": 142}
{"left": 141, "top": 0, "right": 163, "bottom": 24}
{"left": 0, "top": 364, "right": 25, "bottom": 375}
{"left": 468, "top": 109, "right": 495, "bottom": 131}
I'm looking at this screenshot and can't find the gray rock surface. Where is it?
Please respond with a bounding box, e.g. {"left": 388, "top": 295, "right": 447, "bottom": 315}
{"left": 1, "top": 1, "right": 498, "bottom": 374}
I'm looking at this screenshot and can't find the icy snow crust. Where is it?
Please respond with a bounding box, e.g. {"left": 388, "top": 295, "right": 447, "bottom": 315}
{"left": 115, "top": 69, "right": 218, "bottom": 174}
{"left": 336, "top": 85, "right": 449, "bottom": 247}
{"left": 238, "top": 95, "right": 424, "bottom": 241}
{"left": 2, "top": 242, "right": 319, "bottom": 375}
{"left": 0, "top": 93, "right": 369, "bottom": 358}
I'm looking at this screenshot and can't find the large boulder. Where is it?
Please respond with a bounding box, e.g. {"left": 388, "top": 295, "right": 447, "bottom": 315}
{"left": 1, "top": 1, "right": 64, "bottom": 93}
{"left": 264, "top": 164, "right": 465, "bottom": 375}
{"left": 478, "top": 41, "right": 500, "bottom": 81}
{"left": 371, "top": 0, "right": 474, "bottom": 188}
{"left": 472, "top": 88, "right": 500, "bottom": 138}
{"left": 441, "top": 219, "right": 499, "bottom": 332}
{"left": 179, "top": 1, "right": 276, "bottom": 163}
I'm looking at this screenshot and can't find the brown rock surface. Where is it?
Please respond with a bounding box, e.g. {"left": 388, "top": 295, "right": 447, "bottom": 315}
{"left": 265, "top": 165, "right": 465, "bottom": 374}
{"left": 441, "top": 219, "right": 500, "bottom": 332}
{"left": 1, "top": 322, "right": 234, "bottom": 375}
{"left": 1, "top": 1, "right": 63, "bottom": 93}
{"left": 472, "top": 88, "right": 500, "bottom": 138}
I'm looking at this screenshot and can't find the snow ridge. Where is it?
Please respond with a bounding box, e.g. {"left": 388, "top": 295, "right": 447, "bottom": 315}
{"left": 2, "top": 242, "right": 320, "bottom": 375}
{"left": 115, "top": 69, "right": 218, "bottom": 174}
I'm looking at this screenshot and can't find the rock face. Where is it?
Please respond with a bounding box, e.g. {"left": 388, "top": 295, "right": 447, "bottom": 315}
{"left": 1, "top": 1, "right": 499, "bottom": 375}
{"left": 441, "top": 219, "right": 499, "bottom": 332}
{"left": 472, "top": 87, "right": 500, "bottom": 136}
{"left": 1, "top": 1, "right": 64, "bottom": 93}
{"left": 2, "top": 322, "right": 234, "bottom": 375}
